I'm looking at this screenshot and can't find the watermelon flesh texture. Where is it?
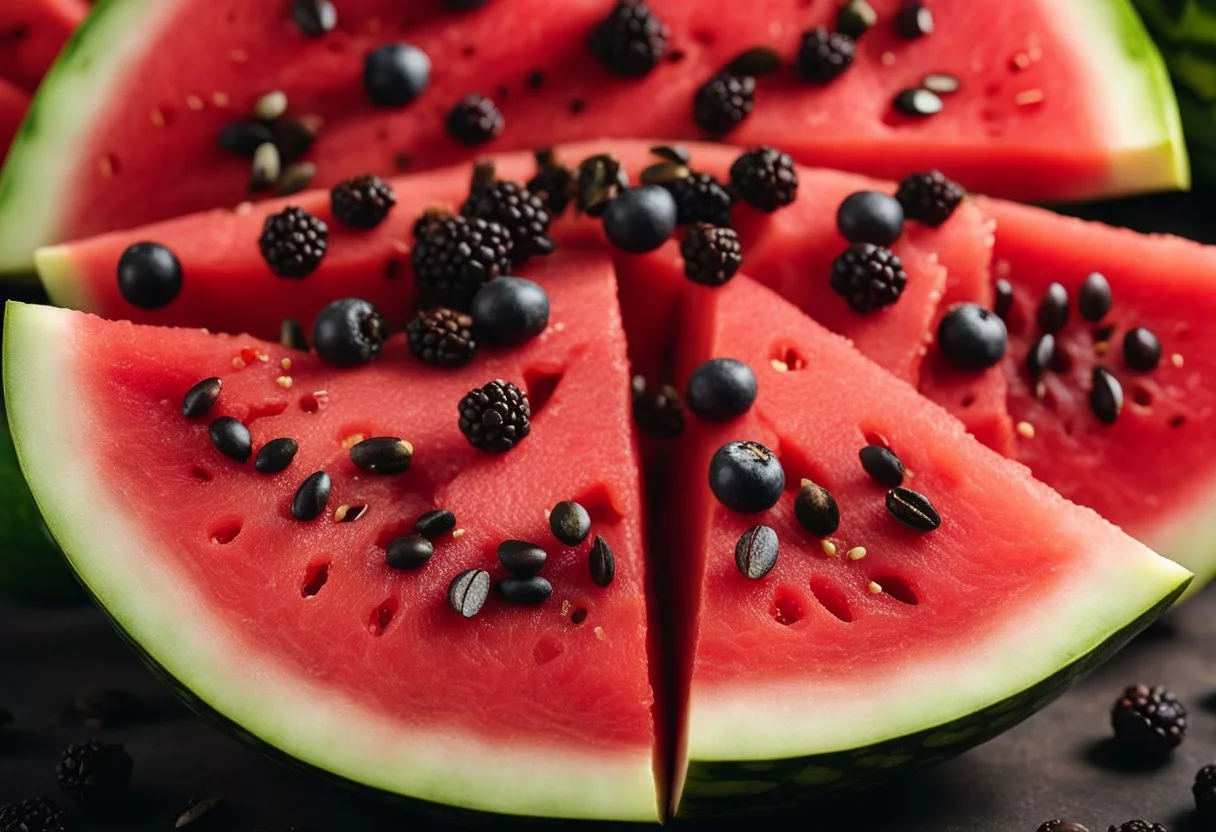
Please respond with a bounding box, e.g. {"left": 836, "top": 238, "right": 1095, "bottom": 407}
{"left": 3, "top": 251, "right": 662, "bottom": 821}
{"left": 0, "top": 0, "right": 86, "bottom": 93}
{"left": 0, "top": 79, "right": 29, "bottom": 157}
{"left": 0, "top": 0, "right": 1186, "bottom": 273}
{"left": 664, "top": 276, "right": 1189, "bottom": 817}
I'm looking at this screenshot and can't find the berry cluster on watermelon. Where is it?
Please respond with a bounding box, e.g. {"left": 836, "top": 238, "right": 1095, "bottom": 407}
{"left": 1, "top": 0, "right": 1214, "bottom": 823}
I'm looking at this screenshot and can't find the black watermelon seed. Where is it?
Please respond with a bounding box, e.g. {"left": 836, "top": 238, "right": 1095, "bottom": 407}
{"left": 498, "top": 574, "right": 553, "bottom": 605}
{"left": 275, "top": 162, "right": 317, "bottom": 196}
{"left": 726, "top": 46, "right": 783, "bottom": 76}
{"left": 415, "top": 509, "right": 456, "bottom": 538}
{"left": 217, "top": 121, "right": 273, "bottom": 157}
{"left": 1026, "top": 333, "right": 1055, "bottom": 378}
{"left": 836, "top": 0, "right": 878, "bottom": 38}
{"left": 1037, "top": 282, "right": 1069, "bottom": 334}
{"left": 886, "top": 486, "right": 941, "bottom": 532}
{"left": 859, "top": 444, "right": 905, "bottom": 487}
{"left": 994, "top": 278, "right": 1014, "bottom": 321}
{"left": 549, "top": 501, "right": 591, "bottom": 546}
{"left": 650, "top": 144, "right": 691, "bottom": 165}
{"left": 349, "top": 436, "right": 413, "bottom": 475}
{"left": 735, "top": 524, "right": 779, "bottom": 579}
{"left": 893, "top": 88, "right": 943, "bottom": 116}
{"left": 273, "top": 116, "right": 321, "bottom": 163}
{"left": 448, "top": 569, "right": 491, "bottom": 617}
{"left": 708, "top": 440, "right": 785, "bottom": 514}
{"left": 249, "top": 142, "right": 281, "bottom": 192}
{"left": 181, "top": 377, "right": 221, "bottom": 419}
{"left": 497, "top": 539, "right": 548, "bottom": 576}
{"left": 292, "top": 0, "right": 336, "bottom": 35}
{"left": 937, "top": 303, "right": 1007, "bottom": 371}
{"left": 209, "top": 416, "right": 251, "bottom": 463}
{"left": 1123, "top": 327, "right": 1162, "bottom": 372}
{"left": 895, "top": 1, "right": 934, "bottom": 38}
{"left": 117, "top": 242, "right": 183, "bottom": 309}
{"left": 386, "top": 535, "right": 434, "bottom": 570}
{"left": 1091, "top": 367, "right": 1124, "bottom": 425}
{"left": 254, "top": 438, "right": 299, "bottom": 474}
{"left": 836, "top": 190, "right": 904, "bottom": 246}
{"left": 921, "top": 73, "right": 961, "bottom": 94}
{"left": 590, "top": 535, "right": 615, "bottom": 587}
{"left": 795, "top": 479, "right": 839, "bottom": 536}
{"left": 280, "top": 318, "right": 309, "bottom": 351}
{"left": 685, "top": 358, "right": 757, "bottom": 422}
{"left": 363, "top": 43, "right": 431, "bottom": 107}
{"left": 1078, "top": 272, "right": 1113, "bottom": 322}
{"left": 291, "top": 470, "right": 332, "bottom": 521}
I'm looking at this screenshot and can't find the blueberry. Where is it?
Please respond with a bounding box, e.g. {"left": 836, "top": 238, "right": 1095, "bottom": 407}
{"left": 602, "top": 185, "right": 678, "bottom": 254}
{"left": 936, "top": 303, "right": 1007, "bottom": 371}
{"left": 685, "top": 358, "right": 757, "bottom": 422}
{"left": 836, "top": 191, "right": 904, "bottom": 246}
{"left": 363, "top": 43, "right": 431, "bottom": 107}
{"left": 470, "top": 277, "right": 550, "bottom": 344}
{"left": 708, "top": 440, "right": 784, "bottom": 514}
{"left": 117, "top": 242, "right": 182, "bottom": 309}
{"left": 312, "top": 298, "right": 385, "bottom": 367}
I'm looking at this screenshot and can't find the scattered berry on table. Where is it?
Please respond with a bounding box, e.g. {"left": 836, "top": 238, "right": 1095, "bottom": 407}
{"left": 1107, "top": 823, "right": 1167, "bottom": 832}
{"left": 836, "top": 190, "right": 904, "bottom": 246}
{"left": 693, "top": 73, "right": 755, "bottom": 136}
{"left": 0, "top": 797, "right": 68, "bottom": 832}
{"left": 1194, "top": 764, "right": 1216, "bottom": 818}
{"left": 446, "top": 94, "right": 504, "bottom": 146}
{"left": 117, "top": 241, "right": 182, "bottom": 309}
{"left": 471, "top": 277, "right": 551, "bottom": 345}
{"left": 1110, "top": 684, "right": 1187, "bottom": 755}
{"left": 632, "top": 379, "right": 685, "bottom": 439}
{"left": 528, "top": 148, "right": 574, "bottom": 217}
{"left": 330, "top": 174, "right": 396, "bottom": 229}
{"left": 588, "top": 0, "right": 669, "bottom": 77}
{"left": 363, "top": 43, "right": 431, "bottom": 107}
{"left": 685, "top": 358, "right": 757, "bottom": 422}
{"left": 830, "top": 243, "right": 908, "bottom": 313}
{"left": 602, "top": 185, "right": 678, "bottom": 253}
{"left": 312, "top": 298, "right": 385, "bottom": 367}
{"left": 406, "top": 307, "right": 477, "bottom": 367}
{"left": 259, "top": 206, "right": 328, "bottom": 278}
{"left": 459, "top": 380, "right": 531, "bottom": 453}
{"left": 795, "top": 26, "right": 855, "bottom": 83}
{"left": 896, "top": 170, "right": 964, "bottom": 227}
{"left": 56, "top": 739, "right": 133, "bottom": 810}
{"left": 936, "top": 303, "right": 1008, "bottom": 371}
{"left": 681, "top": 224, "right": 742, "bottom": 287}
{"left": 730, "top": 146, "right": 798, "bottom": 212}
{"left": 708, "top": 440, "right": 785, "bottom": 513}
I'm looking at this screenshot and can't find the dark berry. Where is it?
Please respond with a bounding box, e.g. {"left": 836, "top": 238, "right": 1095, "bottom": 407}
{"left": 588, "top": 0, "right": 669, "bottom": 77}
{"left": 1194, "top": 764, "right": 1216, "bottom": 818}
{"left": 471, "top": 277, "right": 550, "bottom": 344}
{"left": 709, "top": 440, "right": 785, "bottom": 514}
{"left": 1124, "top": 327, "right": 1162, "bottom": 372}
{"left": 686, "top": 358, "right": 757, "bottom": 422}
{"left": 576, "top": 153, "right": 630, "bottom": 217}
{"left": 312, "top": 298, "right": 385, "bottom": 367}
{"left": 406, "top": 307, "right": 476, "bottom": 367}
{"left": 994, "top": 278, "right": 1015, "bottom": 321}
{"left": 411, "top": 212, "right": 514, "bottom": 309}
{"left": 528, "top": 148, "right": 573, "bottom": 217}
{"left": 1037, "top": 283, "right": 1069, "bottom": 334}
{"left": 1036, "top": 823, "right": 1089, "bottom": 832}
{"left": 795, "top": 26, "right": 855, "bottom": 83}
{"left": 936, "top": 303, "right": 1008, "bottom": 371}
{"left": 259, "top": 206, "right": 328, "bottom": 278}
{"left": 830, "top": 243, "right": 908, "bottom": 313}
{"left": 602, "top": 185, "right": 678, "bottom": 253}
{"left": 1107, "top": 823, "right": 1166, "bottom": 832}
{"left": 117, "top": 241, "right": 182, "bottom": 309}
{"left": 363, "top": 43, "right": 431, "bottom": 107}
{"left": 896, "top": 170, "right": 964, "bottom": 227}
{"left": 895, "top": 1, "right": 934, "bottom": 38}
{"left": 461, "top": 179, "right": 554, "bottom": 264}
{"left": 664, "top": 171, "right": 733, "bottom": 227}
{"left": 632, "top": 380, "right": 685, "bottom": 439}
{"left": 330, "top": 174, "right": 396, "bottom": 229}
{"left": 56, "top": 739, "right": 133, "bottom": 810}
{"left": 730, "top": 147, "right": 798, "bottom": 212}
{"left": 693, "top": 73, "right": 755, "bottom": 136}
{"left": 292, "top": 0, "right": 336, "bottom": 36}
{"left": 0, "top": 797, "right": 68, "bottom": 832}
{"left": 681, "top": 224, "right": 742, "bottom": 287}
{"left": 549, "top": 501, "right": 591, "bottom": 546}
{"left": 458, "top": 380, "right": 531, "bottom": 453}
{"left": 1078, "top": 272, "right": 1112, "bottom": 322}
{"left": 217, "top": 120, "right": 274, "bottom": 157}
{"left": 836, "top": 191, "right": 904, "bottom": 246}
{"left": 1111, "top": 684, "right": 1187, "bottom": 755}
{"left": 446, "top": 94, "right": 503, "bottom": 146}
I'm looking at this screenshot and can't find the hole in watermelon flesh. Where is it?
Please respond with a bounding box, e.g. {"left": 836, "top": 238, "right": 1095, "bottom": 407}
{"left": 209, "top": 517, "right": 242, "bottom": 545}
{"left": 570, "top": 606, "right": 588, "bottom": 625}
{"left": 533, "top": 636, "right": 563, "bottom": 666}
{"left": 336, "top": 425, "right": 373, "bottom": 448}
{"left": 374, "top": 521, "right": 413, "bottom": 551}
{"left": 189, "top": 466, "right": 213, "bottom": 483}
{"left": 769, "top": 341, "right": 807, "bottom": 372}
{"left": 960, "top": 394, "right": 976, "bottom": 409}
{"left": 301, "top": 561, "right": 330, "bottom": 598}
{"left": 769, "top": 586, "right": 806, "bottom": 627}
{"left": 809, "top": 577, "right": 852, "bottom": 623}
{"left": 871, "top": 574, "right": 918, "bottom": 606}
{"left": 246, "top": 400, "right": 289, "bottom": 422}
{"left": 523, "top": 365, "right": 565, "bottom": 417}
{"left": 368, "top": 598, "right": 398, "bottom": 637}
{"left": 1171, "top": 414, "right": 1187, "bottom": 429}
{"left": 692, "top": 29, "right": 716, "bottom": 47}
{"left": 299, "top": 392, "right": 322, "bottom": 413}
{"left": 861, "top": 428, "right": 891, "bottom": 450}
{"left": 571, "top": 483, "right": 624, "bottom": 525}
{"left": 1131, "top": 383, "right": 1154, "bottom": 409}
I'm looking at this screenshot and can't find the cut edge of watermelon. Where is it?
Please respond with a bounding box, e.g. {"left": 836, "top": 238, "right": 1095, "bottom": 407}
{"left": 32, "top": 244, "right": 93, "bottom": 310}
{"left": 2, "top": 301, "right": 663, "bottom": 823}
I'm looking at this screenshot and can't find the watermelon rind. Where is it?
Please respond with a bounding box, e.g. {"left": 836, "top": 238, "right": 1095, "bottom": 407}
{"left": 2, "top": 301, "right": 662, "bottom": 823}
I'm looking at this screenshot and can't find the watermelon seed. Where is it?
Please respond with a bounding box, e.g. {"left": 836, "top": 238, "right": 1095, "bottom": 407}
{"left": 253, "top": 91, "right": 288, "bottom": 123}
{"left": 291, "top": 471, "right": 332, "bottom": 521}
{"left": 590, "top": 536, "right": 615, "bottom": 587}
{"left": 254, "top": 438, "right": 298, "bottom": 474}
{"left": 649, "top": 144, "right": 691, "bottom": 165}
{"left": 1079, "top": 272, "right": 1113, "bottom": 322}
{"left": 452, "top": 528, "right": 467, "bottom": 539}
{"left": 181, "top": 377, "right": 222, "bottom": 419}
{"left": 725, "top": 46, "right": 783, "bottom": 76}
{"left": 1172, "top": 353, "right": 1185, "bottom": 368}
{"left": 386, "top": 535, "right": 434, "bottom": 570}
{"left": 275, "top": 162, "right": 317, "bottom": 197}
{"left": 1124, "top": 327, "right": 1162, "bottom": 372}
{"left": 281, "top": 319, "right": 309, "bottom": 351}
{"left": 795, "top": 479, "right": 841, "bottom": 537}
{"left": 415, "top": 509, "right": 457, "bottom": 538}
{"left": 209, "top": 417, "right": 252, "bottom": 463}
{"left": 368, "top": 599, "right": 397, "bottom": 636}
{"left": 349, "top": 437, "right": 414, "bottom": 475}
{"left": 846, "top": 546, "right": 867, "bottom": 561}
{"left": 836, "top": 0, "right": 877, "bottom": 38}
{"left": 249, "top": 143, "right": 281, "bottom": 192}
{"left": 301, "top": 561, "right": 330, "bottom": 597}
{"left": 1037, "top": 283, "right": 1070, "bottom": 334}
{"left": 1014, "top": 89, "right": 1046, "bottom": 107}
{"left": 217, "top": 121, "right": 273, "bottom": 157}
{"left": 334, "top": 504, "right": 368, "bottom": 523}
{"left": 735, "top": 525, "right": 779, "bottom": 580}
{"left": 640, "top": 161, "right": 691, "bottom": 187}
{"left": 549, "top": 501, "right": 591, "bottom": 546}
{"left": 498, "top": 540, "right": 548, "bottom": 576}
{"left": 499, "top": 575, "right": 553, "bottom": 605}
{"left": 821, "top": 539, "right": 838, "bottom": 557}
{"left": 994, "top": 278, "right": 1014, "bottom": 321}
{"left": 276, "top": 376, "right": 293, "bottom": 389}
{"left": 921, "top": 73, "right": 961, "bottom": 95}
{"left": 1016, "top": 421, "right": 1036, "bottom": 439}
{"left": 885, "top": 486, "right": 941, "bottom": 532}
{"left": 1026, "top": 334, "right": 1055, "bottom": 378}
{"left": 859, "top": 445, "right": 905, "bottom": 487}
{"left": 868, "top": 581, "right": 883, "bottom": 595}
{"left": 273, "top": 116, "right": 322, "bottom": 163}
{"left": 894, "top": 1, "right": 934, "bottom": 38}
{"left": 1090, "top": 367, "right": 1124, "bottom": 425}
{"left": 291, "top": 0, "right": 337, "bottom": 36}
{"left": 175, "top": 796, "right": 227, "bottom": 828}
{"left": 893, "top": 88, "right": 942, "bottom": 117}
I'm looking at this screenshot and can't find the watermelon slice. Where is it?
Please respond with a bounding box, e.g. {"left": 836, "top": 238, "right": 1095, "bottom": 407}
{"left": 0, "top": 79, "right": 29, "bottom": 157}
{"left": 0, "top": 0, "right": 1186, "bottom": 274}
{"left": 0, "top": 0, "right": 86, "bottom": 93}
{"left": 4, "top": 251, "right": 663, "bottom": 821}
{"left": 665, "top": 276, "right": 1188, "bottom": 817}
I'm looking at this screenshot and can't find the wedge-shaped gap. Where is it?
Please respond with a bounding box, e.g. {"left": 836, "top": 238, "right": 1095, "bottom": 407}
{"left": 769, "top": 339, "right": 808, "bottom": 372}
{"left": 571, "top": 483, "right": 625, "bottom": 525}
{"left": 769, "top": 585, "right": 806, "bottom": 627}
{"left": 209, "top": 517, "right": 242, "bottom": 545}
{"left": 523, "top": 364, "right": 566, "bottom": 417}
{"left": 809, "top": 577, "right": 853, "bottom": 623}
{"left": 778, "top": 438, "right": 836, "bottom": 497}
{"left": 570, "top": 607, "right": 588, "bottom": 625}
{"left": 534, "top": 636, "right": 564, "bottom": 666}
{"left": 1131, "top": 383, "right": 1154, "bottom": 409}
{"left": 367, "top": 597, "right": 398, "bottom": 636}
{"left": 246, "top": 400, "right": 289, "bottom": 422}
{"left": 872, "top": 574, "right": 919, "bottom": 606}
{"left": 374, "top": 521, "right": 413, "bottom": 551}
{"left": 299, "top": 392, "right": 323, "bottom": 413}
{"left": 190, "top": 466, "right": 213, "bottom": 483}
{"left": 301, "top": 561, "right": 330, "bottom": 598}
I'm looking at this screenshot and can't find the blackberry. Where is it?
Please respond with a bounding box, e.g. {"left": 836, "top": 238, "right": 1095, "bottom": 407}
{"left": 665, "top": 171, "right": 733, "bottom": 227}
{"left": 795, "top": 26, "right": 855, "bottom": 83}
{"left": 56, "top": 739, "right": 133, "bottom": 810}
{"left": 575, "top": 153, "right": 629, "bottom": 217}
{"left": 693, "top": 73, "right": 755, "bottom": 136}
{"left": 1037, "top": 823, "right": 1090, "bottom": 832}
{"left": 1195, "top": 764, "right": 1216, "bottom": 817}
{"left": 729, "top": 146, "right": 798, "bottom": 212}
{"left": 632, "top": 378, "right": 685, "bottom": 439}
{"left": 1108, "top": 823, "right": 1167, "bottom": 832}
{"left": 445, "top": 94, "right": 503, "bottom": 146}
{"left": 588, "top": 0, "right": 669, "bottom": 78}
{"left": 461, "top": 179, "right": 554, "bottom": 264}
{"left": 330, "top": 174, "right": 396, "bottom": 229}
{"left": 411, "top": 212, "right": 514, "bottom": 309}
{"left": 259, "top": 206, "right": 328, "bottom": 278}
{"left": 527, "top": 148, "right": 573, "bottom": 217}
{"left": 681, "top": 224, "right": 742, "bottom": 287}
{"left": 1111, "top": 684, "right": 1187, "bottom": 755}
{"left": 830, "top": 243, "right": 908, "bottom": 313}
{"left": 458, "top": 380, "right": 531, "bottom": 453}
{"left": 896, "top": 170, "right": 964, "bottom": 227}
{"left": 0, "top": 797, "right": 67, "bottom": 832}
{"left": 406, "top": 307, "right": 476, "bottom": 367}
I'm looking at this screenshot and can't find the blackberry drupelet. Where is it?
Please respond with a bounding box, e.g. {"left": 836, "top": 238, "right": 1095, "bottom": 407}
{"left": 406, "top": 307, "right": 476, "bottom": 367}
{"left": 527, "top": 148, "right": 573, "bottom": 217}
{"left": 896, "top": 169, "right": 964, "bottom": 227}
{"left": 446, "top": 94, "right": 504, "bottom": 146}
{"left": 575, "top": 153, "right": 630, "bottom": 217}
{"left": 0, "top": 797, "right": 68, "bottom": 832}
{"left": 461, "top": 179, "right": 554, "bottom": 264}
{"left": 665, "top": 171, "right": 733, "bottom": 227}
{"left": 1108, "top": 823, "right": 1167, "bottom": 832}
{"left": 411, "top": 212, "right": 514, "bottom": 309}
{"left": 681, "top": 224, "right": 742, "bottom": 287}
{"left": 56, "top": 739, "right": 133, "bottom": 810}
{"left": 458, "top": 380, "right": 531, "bottom": 453}
{"left": 795, "top": 26, "right": 856, "bottom": 83}
{"left": 693, "top": 73, "right": 755, "bottom": 136}
{"left": 729, "top": 146, "right": 798, "bottom": 212}
{"left": 632, "top": 379, "right": 685, "bottom": 439}
{"left": 588, "top": 0, "right": 669, "bottom": 77}
{"left": 330, "top": 174, "right": 397, "bottom": 229}
{"left": 1111, "top": 684, "right": 1187, "bottom": 755}
{"left": 830, "top": 243, "right": 908, "bottom": 313}
{"left": 1036, "top": 821, "right": 1089, "bottom": 832}
{"left": 258, "top": 206, "right": 328, "bottom": 278}
{"left": 1195, "top": 764, "right": 1216, "bottom": 817}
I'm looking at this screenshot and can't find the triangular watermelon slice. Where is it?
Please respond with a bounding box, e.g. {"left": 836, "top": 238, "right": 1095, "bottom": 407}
{"left": 664, "top": 275, "right": 1188, "bottom": 817}
{"left": 0, "top": 0, "right": 1185, "bottom": 273}
{"left": 4, "top": 250, "right": 663, "bottom": 822}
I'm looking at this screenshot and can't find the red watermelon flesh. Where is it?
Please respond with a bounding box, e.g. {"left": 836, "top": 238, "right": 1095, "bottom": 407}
{"left": 0, "top": 0, "right": 85, "bottom": 93}
{"left": 0, "top": 79, "right": 29, "bottom": 157}
{"left": 5, "top": 250, "right": 661, "bottom": 820}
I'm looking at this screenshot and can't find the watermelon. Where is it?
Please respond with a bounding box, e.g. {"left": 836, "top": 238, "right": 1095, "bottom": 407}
{"left": 0, "top": 0, "right": 86, "bottom": 93}
{"left": 0, "top": 79, "right": 29, "bottom": 157}
{"left": 0, "top": 0, "right": 1186, "bottom": 274}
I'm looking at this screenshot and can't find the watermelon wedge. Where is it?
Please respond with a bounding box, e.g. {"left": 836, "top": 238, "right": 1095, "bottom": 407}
{"left": 0, "top": 0, "right": 1186, "bottom": 274}
{"left": 4, "top": 251, "right": 663, "bottom": 822}
{"left": 0, "top": 0, "right": 87, "bottom": 93}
